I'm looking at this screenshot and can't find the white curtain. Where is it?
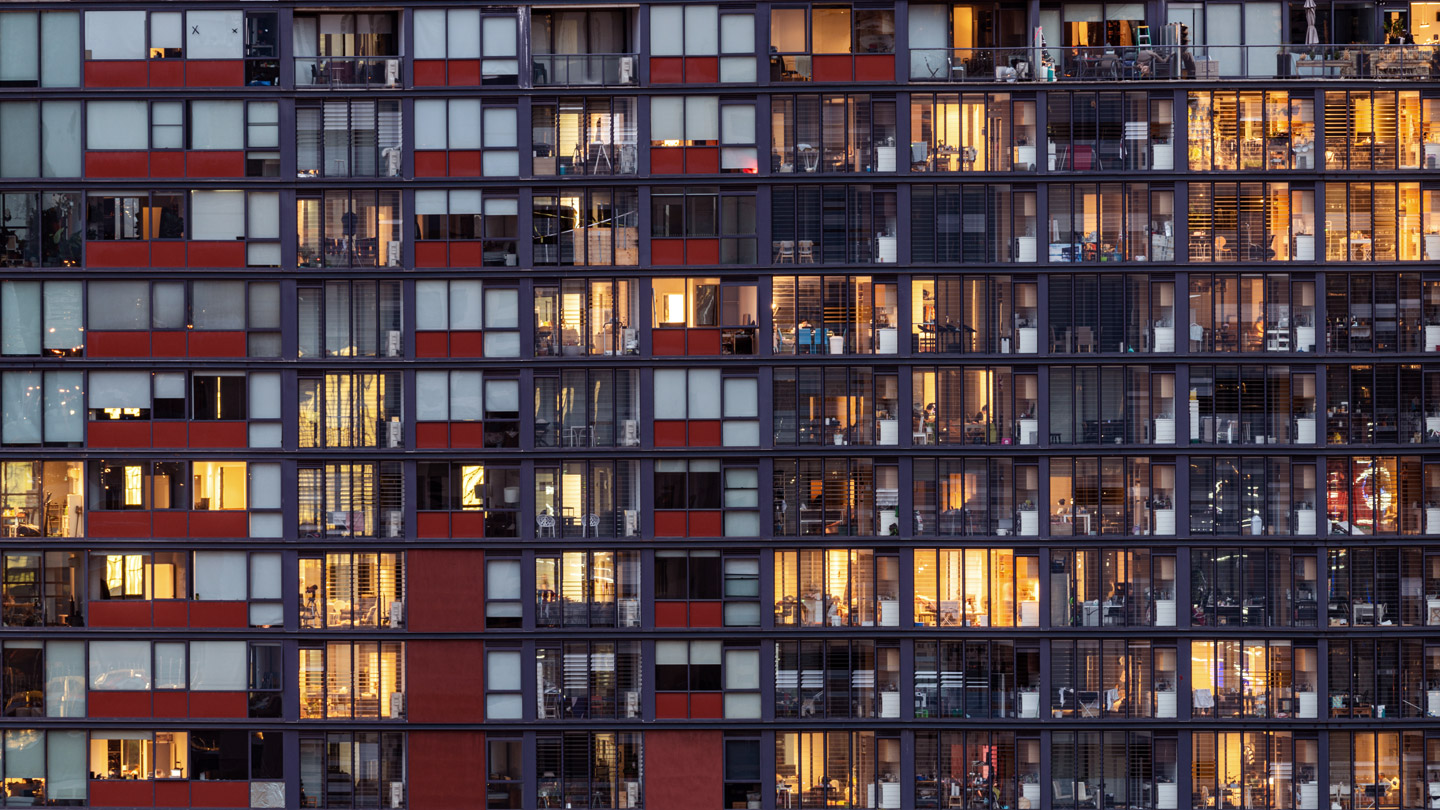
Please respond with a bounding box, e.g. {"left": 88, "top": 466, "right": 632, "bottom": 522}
{"left": 40, "top": 13, "right": 80, "bottom": 88}
{"left": 447, "top": 99, "right": 482, "bottom": 150}
{"left": 39, "top": 100, "right": 79, "bottom": 176}
{"left": 248, "top": 462, "right": 281, "bottom": 509}
{"left": 414, "top": 280, "right": 449, "bottom": 329}
{"left": 85, "top": 100, "right": 147, "bottom": 150}
{"left": 42, "top": 281, "right": 81, "bottom": 351}
{"left": 189, "top": 641, "right": 246, "bottom": 690}
{"left": 685, "top": 5, "right": 719, "bottom": 54}
{"left": 485, "top": 379, "right": 519, "bottom": 413}
{"left": 688, "top": 369, "right": 722, "bottom": 418}
{"left": 248, "top": 191, "right": 280, "bottom": 239}
{"left": 653, "top": 370, "right": 687, "bottom": 418}
{"left": 89, "top": 371, "right": 150, "bottom": 409}
{"left": 723, "top": 378, "right": 759, "bottom": 416}
{"left": 650, "top": 6, "right": 684, "bottom": 55}
{"left": 413, "top": 100, "right": 448, "bottom": 150}
{"left": 0, "top": 101, "right": 38, "bottom": 178}
{"left": 484, "top": 288, "right": 518, "bottom": 328}
{"left": 43, "top": 370, "right": 82, "bottom": 444}
{"left": 446, "top": 9, "right": 480, "bottom": 58}
{"left": 44, "top": 643, "right": 85, "bottom": 719}
{"left": 292, "top": 16, "right": 317, "bottom": 58}
{"left": 190, "top": 100, "right": 244, "bottom": 150}
{"left": 1, "top": 281, "right": 39, "bottom": 355}
{"left": 414, "top": 371, "right": 450, "bottom": 421}
{"left": 193, "top": 551, "right": 246, "bottom": 600}
{"left": 686, "top": 97, "right": 720, "bottom": 142}
{"left": 482, "top": 16, "right": 517, "bottom": 57}
{"left": 185, "top": 10, "right": 242, "bottom": 59}
{"left": 721, "top": 104, "right": 755, "bottom": 146}
{"left": 249, "top": 373, "right": 281, "bottom": 420}
{"left": 2, "top": 371, "right": 40, "bottom": 444}
{"left": 450, "top": 370, "right": 483, "bottom": 420}
{"left": 650, "top": 97, "right": 684, "bottom": 142}
{"left": 47, "top": 732, "right": 86, "bottom": 799}
{"left": 0, "top": 14, "right": 38, "bottom": 84}
{"left": 191, "top": 190, "right": 244, "bottom": 240}
{"left": 152, "top": 282, "right": 186, "bottom": 328}
{"left": 84, "top": 11, "right": 144, "bottom": 59}
{"left": 483, "top": 108, "right": 517, "bottom": 148}
{"left": 450, "top": 189, "right": 482, "bottom": 215}
{"left": 87, "top": 281, "right": 148, "bottom": 330}
{"left": 192, "top": 281, "right": 245, "bottom": 328}
{"left": 249, "top": 552, "right": 282, "bottom": 599}
{"left": 149, "top": 12, "right": 181, "bottom": 50}
{"left": 451, "top": 279, "right": 484, "bottom": 329}
{"left": 413, "top": 10, "right": 446, "bottom": 57}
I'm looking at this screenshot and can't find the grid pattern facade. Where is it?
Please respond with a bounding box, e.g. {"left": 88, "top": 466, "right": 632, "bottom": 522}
{"left": 0, "top": 2, "right": 1439, "bottom": 809}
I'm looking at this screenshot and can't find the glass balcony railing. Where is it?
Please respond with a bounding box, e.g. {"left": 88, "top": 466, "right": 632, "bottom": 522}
{"left": 909, "top": 43, "right": 1440, "bottom": 82}
{"left": 531, "top": 54, "right": 639, "bottom": 87}
{"left": 295, "top": 57, "right": 402, "bottom": 88}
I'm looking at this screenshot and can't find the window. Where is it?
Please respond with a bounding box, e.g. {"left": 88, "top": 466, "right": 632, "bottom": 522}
{"left": 1052, "top": 731, "right": 1179, "bottom": 810}
{"left": 412, "top": 8, "right": 519, "bottom": 84}
{"left": 1191, "top": 548, "right": 1319, "bottom": 628}
{"left": 655, "top": 459, "right": 722, "bottom": 511}
{"left": 651, "top": 97, "right": 758, "bottom": 174}
{"left": 774, "top": 639, "right": 897, "bottom": 718}
{"left": 298, "top": 732, "right": 405, "bottom": 808}
{"left": 535, "top": 733, "right": 642, "bottom": 809}
{"left": 0, "top": 193, "right": 81, "bottom": 267}
{"left": 1051, "top": 638, "right": 1169, "bottom": 718}
{"left": 1323, "top": 90, "right": 1431, "bottom": 172}
{"left": 913, "top": 548, "right": 1041, "bottom": 627}
{"left": 1322, "top": 181, "right": 1422, "bottom": 262}
{"left": 651, "top": 187, "right": 759, "bottom": 265}
{"left": 0, "top": 461, "right": 83, "bottom": 537}
{"left": 650, "top": 5, "right": 756, "bottom": 82}
{"left": 534, "top": 369, "right": 640, "bottom": 449}
{"left": 1, "top": 552, "right": 83, "bottom": 626}
{"left": 89, "top": 729, "right": 186, "bottom": 780}
{"left": 0, "top": 639, "right": 83, "bottom": 716}
{"left": 655, "top": 551, "right": 762, "bottom": 627}
{"left": 414, "top": 100, "right": 518, "bottom": 176}
{"left": 533, "top": 278, "right": 640, "bottom": 357}
{"left": 297, "top": 462, "right": 404, "bottom": 538}
{"left": 295, "top": 190, "right": 402, "bottom": 268}
{"left": 772, "top": 93, "right": 898, "bottom": 174}
{"left": 485, "top": 558, "right": 521, "bottom": 628}
{"left": 416, "top": 373, "right": 518, "bottom": 448}
{"left": 298, "top": 552, "right": 404, "bottom": 630}
{"left": 535, "top": 550, "right": 641, "bottom": 629}
{"left": 1189, "top": 90, "right": 1314, "bottom": 172}
{"left": 771, "top": 184, "right": 896, "bottom": 264}
{"left": 85, "top": 191, "right": 184, "bottom": 240}
{"left": 536, "top": 641, "right": 642, "bottom": 719}
{"left": 292, "top": 12, "right": 402, "bottom": 89}
{"left": 487, "top": 738, "right": 522, "bottom": 809}
{"left": 532, "top": 187, "right": 639, "bottom": 266}
{"left": 0, "top": 101, "right": 80, "bottom": 178}
{"left": 772, "top": 548, "right": 901, "bottom": 626}
{"left": 724, "top": 737, "right": 762, "bottom": 810}
{"left": 529, "top": 9, "right": 637, "bottom": 86}
{"left": 912, "top": 92, "right": 1036, "bottom": 173}
{"left": 1, "top": 370, "right": 81, "bottom": 446}
{"left": 534, "top": 461, "right": 640, "bottom": 539}
{"left": 486, "top": 647, "right": 522, "bottom": 719}
{"left": 297, "top": 372, "right": 401, "bottom": 448}
{"left": 414, "top": 280, "right": 520, "bottom": 358}
{"left": 416, "top": 462, "right": 521, "bottom": 538}
{"left": 297, "top": 100, "right": 402, "bottom": 178}
{"left": 0, "top": 11, "right": 80, "bottom": 88}
{"left": 914, "top": 640, "right": 1039, "bottom": 719}
{"left": 653, "top": 370, "right": 758, "bottom": 448}
{"left": 296, "top": 280, "right": 403, "bottom": 359}
{"left": 299, "top": 641, "right": 405, "bottom": 719}
{"left": 775, "top": 731, "right": 898, "bottom": 809}
{"left": 531, "top": 97, "right": 637, "bottom": 176}
{"left": 912, "top": 183, "right": 1036, "bottom": 263}
{"left": 413, "top": 190, "right": 518, "bottom": 266}
{"left": 655, "top": 639, "right": 724, "bottom": 715}
{"left": 768, "top": 6, "right": 896, "bottom": 82}
{"left": 773, "top": 458, "right": 892, "bottom": 537}
{"left": 1187, "top": 182, "right": 1305, "bottom": 263}
{"left": 1049, "top": 182, "right": 1170, "bottom": 263}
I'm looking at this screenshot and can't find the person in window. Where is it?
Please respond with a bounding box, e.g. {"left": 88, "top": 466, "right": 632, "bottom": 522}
{"left": 158, "top": 206, "right": 184, "bottom": 239}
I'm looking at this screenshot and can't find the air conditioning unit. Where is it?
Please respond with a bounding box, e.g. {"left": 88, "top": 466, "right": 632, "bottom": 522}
{"left": 617, "top": 55, "right": 635, "bottom": 84}
{"left": 389, "top": 691, "right": 405, "bottom": 719}
{"left": 620, "top": 419, "right": 639, "bottom": 447}
{"left": 388, "top": 600, "right": 405, "bottom": 628}
{"left": 389, "top": 783, "right": 404, "bottom": 809}
{"left": 624, "top": 690, "right": 639, "bottom": 718}
{"left": 623, "top": 509, "right": 639, "bottom": 536}
{"left": 387, "top": 510, "right": 403, "bottom": 538}
{"left": 386, "top": 241, "right": 402, "bottom": 267}
{"left": 384, "top": 58, "right": 401, "bottom": 87}
{"left": 386, "top": 329, "right": 402, "bottom": 357}
{"left": 382, "top": 147, "right": 402, "bottom": 177}
{"left": 387, "top": 420, "right": 403, "bottom": 447}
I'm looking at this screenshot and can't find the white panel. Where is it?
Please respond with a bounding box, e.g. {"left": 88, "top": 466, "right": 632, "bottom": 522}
{"left": 482, "top": 107, "right": 517, "bottom": 147}
{"left": 84, "top": 11, "right": 144, "bottom": 59}
{"left": 248, "top": 462, "right": 281, "bottom": 509}
{"left": 0, "top": 14, "right": 39, "bottom": 83}
{"left": 481, "top": 16, "right": 517, "bottom": 57}
{"left": 44, "top": 370, "right": 82, "bottom": 444}
{"left": 2, "top": 371, "right": 40, "bottom": 444}
{"left": 248, "top": 191, "right": 280, "bottom": 238}
{"left": 249, "top": 372, "right": 281, "bottom": 419}
{"left": 193, "top": 550, "right": 246, "bottom": 600}
{"left": 687, "top": 369, "right": 721, "bottom": 418}
{"left": 189, "top": 641, "right": 246, "bottom": 690}
{"left": 88, "top": 371, "right": 150, "bottom": 408}
{"left": 185, "top": 10, "right": 243, "bottom": 59}
{"left": 414, "top": 371, "right": 449, "bottom": 421}
{"left": 650, "top": 97, "right": 683, "bottom": 142}
{"left": 650, "top": 6, "right": 683, "bottom": 56}
{"left": 40, "top": 13, "right": 81, "bottom": 88}
{"left": 486, "top": 651, "right": 522, "bottom": 690}
{"left": 449, "top": 370, "right": 483, "bottom": 420}
{"left": 447, "top": 99, "right": 482, "bottom": 150}
{"left": 1, "top": 281, "right": 38, "bottom": 355}
{"left": 85, "top": 100, "right": 146, "bottom": 150}
{"left": 451, "top": 279, "right": 484, "bottom": 329}
{"left": 685, "top": 97, "right": 719, "bottom": 142}
{"left": 721, "top": 104, "right": 755, "bottom": 145}
{"left": 414, "top": 100, "right": 448, "bottom": 150}
{"left": 413, "top": 9, "right": 446, "bottom": 57}
{"left": 720, "top": 13, "right": 753, "bottom": 53}
{"left": 684, "top": 5, "right": 718, "bottom": 54}
{"left": 414, "top": 280, "right": 449, "bottom": 330}
{"left": 249, "top": 552, "right": 282, "bottom": 599}
{"left": 484, "top": 288, "right": 517, "bottom": 328}
{"left": 446, "top": 8, "right": 481, "bottom": 58}
{"left": 190, "top": 190, "right": 244, "bottom": 240}
{"left": 653, "top": 369, "right": 687, "bottom": 419}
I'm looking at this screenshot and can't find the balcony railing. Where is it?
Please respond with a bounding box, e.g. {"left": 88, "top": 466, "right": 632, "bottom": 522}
{"left": 909, "top": 43, "right": 1440, "bottom": 82}
{"left": 531, "top": 53, "right": 639, "bottom": 87}
{"left": 296, "top": 57, "right": 402, "bottom": 88}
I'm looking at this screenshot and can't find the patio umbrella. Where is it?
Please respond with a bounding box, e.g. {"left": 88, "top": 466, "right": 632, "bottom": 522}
{"left": 1304, "top": 0, "right": 1320, "bottom": 46}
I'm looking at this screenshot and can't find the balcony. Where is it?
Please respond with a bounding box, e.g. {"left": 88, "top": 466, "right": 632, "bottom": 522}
{"left": 908, "top": 43, "right": 1440, "bottom": 82}
{"left": 296, "top": 56, "right": 402, "bottom": 88}
{"left": 531, "top": 53, "right": 639, "bottom": 87}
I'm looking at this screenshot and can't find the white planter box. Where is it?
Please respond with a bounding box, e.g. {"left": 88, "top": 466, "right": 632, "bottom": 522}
{"left": 1428, "top": 689, "right": 1440, "bottom": 717}
{"left": 1426, "top": 234, "right": 1440, "bottom": 261}
{"left": 1020, "top": 601, "right": 1039, "bottom": 627}
{"left": 828, "top": 335, "right": 845, "bottom": 355}
{"left": 1296, "top": 508, "right": 1316, "bottom": 535}
{"left": 1020, "top": 691, "right": 1039, "bottom": 718}
{"left": 1299, "top": 783, "right": 1319, "bottom": 810}
{"left": 876, "top": 235, "right": 897, "bottom": 263}
{"left": 879, "top": 508, "right": 897, "bottom": 533}
{"left": 1015, "top": 144, "right": 1036, "bottom": 171}
{"left": 1427, "top": 324, "right": 1440, "bottom": 352}
{"left": 879, "top": 599, "right": 899, "bottom": 627}
{"left": 1156, "top": 598, "right": 1176, "bottom": 626}
{"left": 879, "top": 419, "right": 898, "bottom": 446}
{"left": 1296, "top": 417, "right": 1316, "bottom": 444}
{"left": 1018, "top": 418, "right": 1038, "bottom": 445}
{"left": 1156, "top": 691, "right": 1177, "bottom": 718}
{"left": 1018, "top": 326, "right": 1038, "bottom": 354}
{"left": 868, "top": 782, "right": 901, "bottom": 810}
{"left": 1295, "top": 234, "right": 1315, "bottom": 260}
{"left": 1427, "top": 507, "right": 1440, "bottom": 536}
{"left": 1296, "top": 325, "right": 1315, "bottom": 352}
{"left": 1153, "top": 325, "right": 1174, "bottom": 352}
{"left": 1016, "top": 235, "right": 1037, "bottom": 262}
{"left": 1158, "top": 783, "right": 1178, "bottom": 810}
{"left": 1152, "top": 143, "right": 1174, "bottom": 170}
{"left": 1154, "top": 509, "right": 1176, "bottom": 536}
{"left": 1023, "top": 783, "right": 1040, "bottom": 808}
{"left": 1019, "top": 509, "right": 1039, "bottom": 536}
{"left": 1154, "top": 416, "right": 1175, "bottom": 444}
{"left": 1298, "top": 691, "right": 1318, "bottom": 718}
{"left": 878, "top": 327, "right": 897, "bottom": 354}
{"left": 880, "top": 691, "right": 900, "bottom": 718}
{"left": 875, "top": 146, "right": 896, "bottom": 172}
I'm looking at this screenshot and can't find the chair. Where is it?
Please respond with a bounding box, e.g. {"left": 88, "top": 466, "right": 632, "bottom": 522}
{"left": 1077, "top": 690, "right": 1101, "bottom": 717}
{"left": 797, "top": 240, "right": 816, "bottom": 263}
{"left": 911, "top": 142, "right": 930, "bottom": 170}
{"left": 1053, "top": 782, "right": 1075, "bottom": 804}
{"left": 1077, "top": 326, "right": 1096, "bottom": 353}
{"left": 775, "top": 240, "right": 795, "bottom": 262}
{"left": 1194, "top": 688, "right": 1216, "bottom": 712}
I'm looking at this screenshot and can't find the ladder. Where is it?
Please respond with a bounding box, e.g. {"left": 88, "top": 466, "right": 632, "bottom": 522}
{"left": 1137, "top": 25, "right": 1151, "bottom": 46}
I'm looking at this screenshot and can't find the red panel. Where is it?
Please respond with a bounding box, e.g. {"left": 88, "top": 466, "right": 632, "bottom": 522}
{"left": 190, "top": 511, "right": 247, "bottom": 538}
{"left": 813, "top": 55, "right": 854, "bottom": 82}
{"left": 451, "top": 511, "right": 486, "bottom": 538}
{"left": 186, "top": 240, "right": 245, "bottom": 267}
{"left": 447, "top": 59, "right": 481, "bottom": 86}
{"left": 651, "top": 238, "right": 685, "bottom": 265}
{"left": 148, "top": 61, "right": 184, "bottom": 87}
{"left": 449, "top": 330, "right": 484, "bottom": 357}
{"left": 415, "top": 151, "right": 447, "bottom": 178}
{"left": 88, "top": 601, "right": 152, "bottom": 627}
{"left": 855, "top": 54, "right": 894, "bottom": 81}
{"left": 690, "top": 692, "right": 724, "bottom": 718}
{"left": 188, "top": 421, "right": 246, "bottom": 448}
{"left": 85, "top": 240, "right": 149, "bottom": 266}
{"left": 188, "top": 331, "right": 246, "bottom": 357}
{"left": 416, "top": 512, "right": 450, "bottom": 539}
{"left": 415, "top": 241, "right": 447, "bottom": 267}
{"left": 191, "top": 781, "right": 248, "bottom": 808}
{"left": 188, "top": 601, "right": 247, "bottom": 628}
{"left": 655, "top": 692, "right": 689, "bottom": 719}
{"left": 448, "top": 150, "right": 482, "bottom": 176}
{"left": 688, "top": 510, "right": 723, "bottom": 537}
{"left": 651, "top": 147, "right": 685, "bottom": 175}
{"left": 655, "top": 601, "right": 687, "bottom": 628}
{"left": 686, "top": 147, "right": 719, "bottom": 174}
{"left": 152, "top": 332, "right": 187, "bottom": 357}
{"left": 650, "top": 57, "right": 684, "bottom": 83}
{"left": 152, "top": 511, "right": 187, "bottom": 538}
{"left": 689, "top": 601, "right": 724, "bottom": 628}
{"left": 88, "top": 690, "right": 152, "bottom": 718}
{"left": 450, "top": 421, "right": 486, "bottom": 448}
{"left": 416, "top": 422, "right": 448, "bottom": 449}
{"left": 684, "top": 57, "right": 719, "bottom": 83}
{"left": 150, "top": 241, "right": 187, "bottom": 267}
{"left": 189, "top": 691, "right": 247, "bottom": 719}
{"left": 653, "top": 420, "right": 685, "bottom": 447}
{"left": 87, "top": 331, "right": 151, "bottom": 358}
{"left": 654, "top": 511, "right": 687, "bottom": 537}
{"left": 152, "top": 422, "right": 186, "bottom": 447}
{"left": 408, "top": 732, "right": 485, "bottom": 810}
{"left": 447, "top": 241, "right": 483, "bottom": 267}
{"left": 415, "top": 331, "right": 448, "bottom": 358}
{"left": 688, "top": 420, "right": 722, "bottom": 446}
{"left": 186, "top": 151, "right": 245, "bottom": 178}
{"left": 687, "top": 328, "right": 722, "bottom": 355}
{"left": 408, "top": 550, "right": 486, "bottom": 632}
{"left": 413, "top": 60, "right": 446, "bottom": 86}
{"left": 87, "top": 512, "right": 151, "bottom": 538}
{"left": 154, "top": 780, "right": 190, "bottom": 807}
{"left": 185, "top": 60, "right": 244, "bottom": 87}
{"left": 408, "top": 640, "right": 485, "bottom": 722}
{"left": 84, "top": 61, "right": 148, "bottom": 88}
{"left": 153, "top": 691, "right": 188, "bottom": 718}
{"left": 85, "top": 152, "right": 149, "bottom": 179}
{"left": 684, "top": 238, "right": 719, "bottom": 265}
{"left": 153, "top": 601, "right": 188, "bottom": 628}
{"left": 149, "top": 152, "right": 185, "bottom": 177}
{"left": 652, "top": 329, "right": 686, "bottom": 356}
{"left": 89, "top": 779, "right": 154, "bottom": 808}
{"left": 645, "top": 731, "right": 723, "bottom": 810}
{"left": 88, "top": 420, "right": 151, "bottom": 448}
